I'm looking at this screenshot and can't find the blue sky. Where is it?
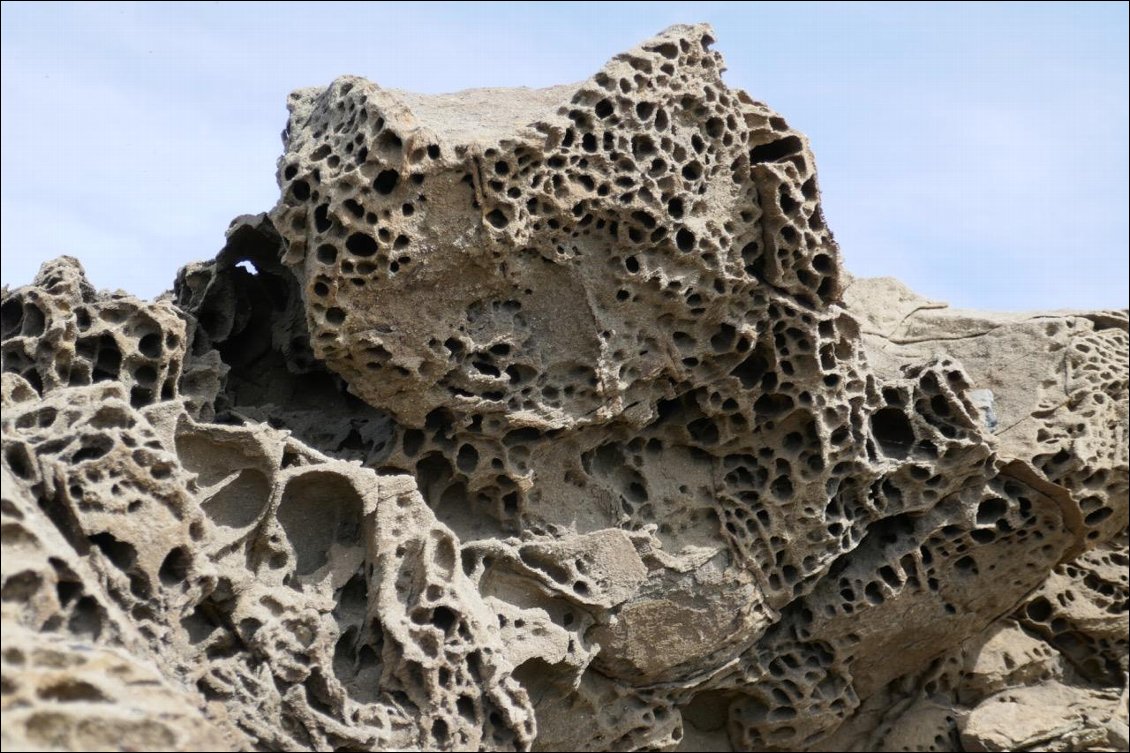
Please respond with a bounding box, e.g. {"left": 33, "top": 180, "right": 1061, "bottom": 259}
{"left": 2, "top": 2, "right": 1127, "bottom": 309}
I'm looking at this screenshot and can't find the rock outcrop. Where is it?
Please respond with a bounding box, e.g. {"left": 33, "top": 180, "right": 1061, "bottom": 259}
{"left": 2, "top": 23, "right": 1126, "bottom": 753}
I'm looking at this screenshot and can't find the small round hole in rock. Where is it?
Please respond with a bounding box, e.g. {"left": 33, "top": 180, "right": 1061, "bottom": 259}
{"left": 373, "top": 169, "right": 400, "bottom": 195}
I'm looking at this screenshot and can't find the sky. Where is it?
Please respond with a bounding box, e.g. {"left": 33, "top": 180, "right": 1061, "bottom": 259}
{"left": 1, "top": 2, "right": 1127, "bottom": 310}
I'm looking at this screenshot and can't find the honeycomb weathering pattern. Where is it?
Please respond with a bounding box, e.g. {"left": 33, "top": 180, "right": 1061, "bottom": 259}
{"left": 271, "top": 24, "right": 839, "bottom": 430}
{"left": 1, "top": 23, "right": 1127, "bottom": 753}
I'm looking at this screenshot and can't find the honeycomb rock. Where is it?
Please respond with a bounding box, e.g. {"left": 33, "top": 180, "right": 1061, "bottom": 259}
{"left": 0, "top": 623, "right": 235, "bottom": 752}
{"left": 1, "top": 22, "right": 1127, "bottom": 753}
{"left": 1, "top": 256, "right": 191, "bottom": 410}
{"left": 271, "top": 25, "right": 839, "bottom": 433}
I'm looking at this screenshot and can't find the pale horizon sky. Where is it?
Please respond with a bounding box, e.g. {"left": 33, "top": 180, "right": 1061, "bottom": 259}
{"left": 2, "top": 2, "right": 1127, "bottom": 311}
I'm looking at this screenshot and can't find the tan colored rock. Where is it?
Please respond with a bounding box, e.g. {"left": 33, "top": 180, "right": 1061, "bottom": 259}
{"left": 959, "top": 681, "right": 1124, "bottom": 752}
{"left": 1, "top": 22, "right": 1127, "bottom": 753}
{"left": 959, "top": 620, "right": 1065, "bottom": 704}
{"left": 0, "top": 623, "right": 235, "bottom": 752}
{"left": 845, "top": 275, "right": 1128, "bottom": 544}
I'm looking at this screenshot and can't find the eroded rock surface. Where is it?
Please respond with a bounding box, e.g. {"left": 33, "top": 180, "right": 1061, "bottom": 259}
{"left": 2, "top": 23, "right": 1126, "bottom": 753}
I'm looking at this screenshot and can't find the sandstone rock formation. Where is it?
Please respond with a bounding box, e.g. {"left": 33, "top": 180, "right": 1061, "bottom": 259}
{"left": 1, "top": 23, "right": 1126, "bottom": 752}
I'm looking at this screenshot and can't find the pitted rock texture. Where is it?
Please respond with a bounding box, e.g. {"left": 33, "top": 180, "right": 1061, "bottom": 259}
{"left": 1, "top": 23, "right": 1127, "bottom": 753}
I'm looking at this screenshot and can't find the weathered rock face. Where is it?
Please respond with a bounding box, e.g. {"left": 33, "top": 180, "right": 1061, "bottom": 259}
{"left": 1, "top": 23, "right": 1126, "bottom": 753}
